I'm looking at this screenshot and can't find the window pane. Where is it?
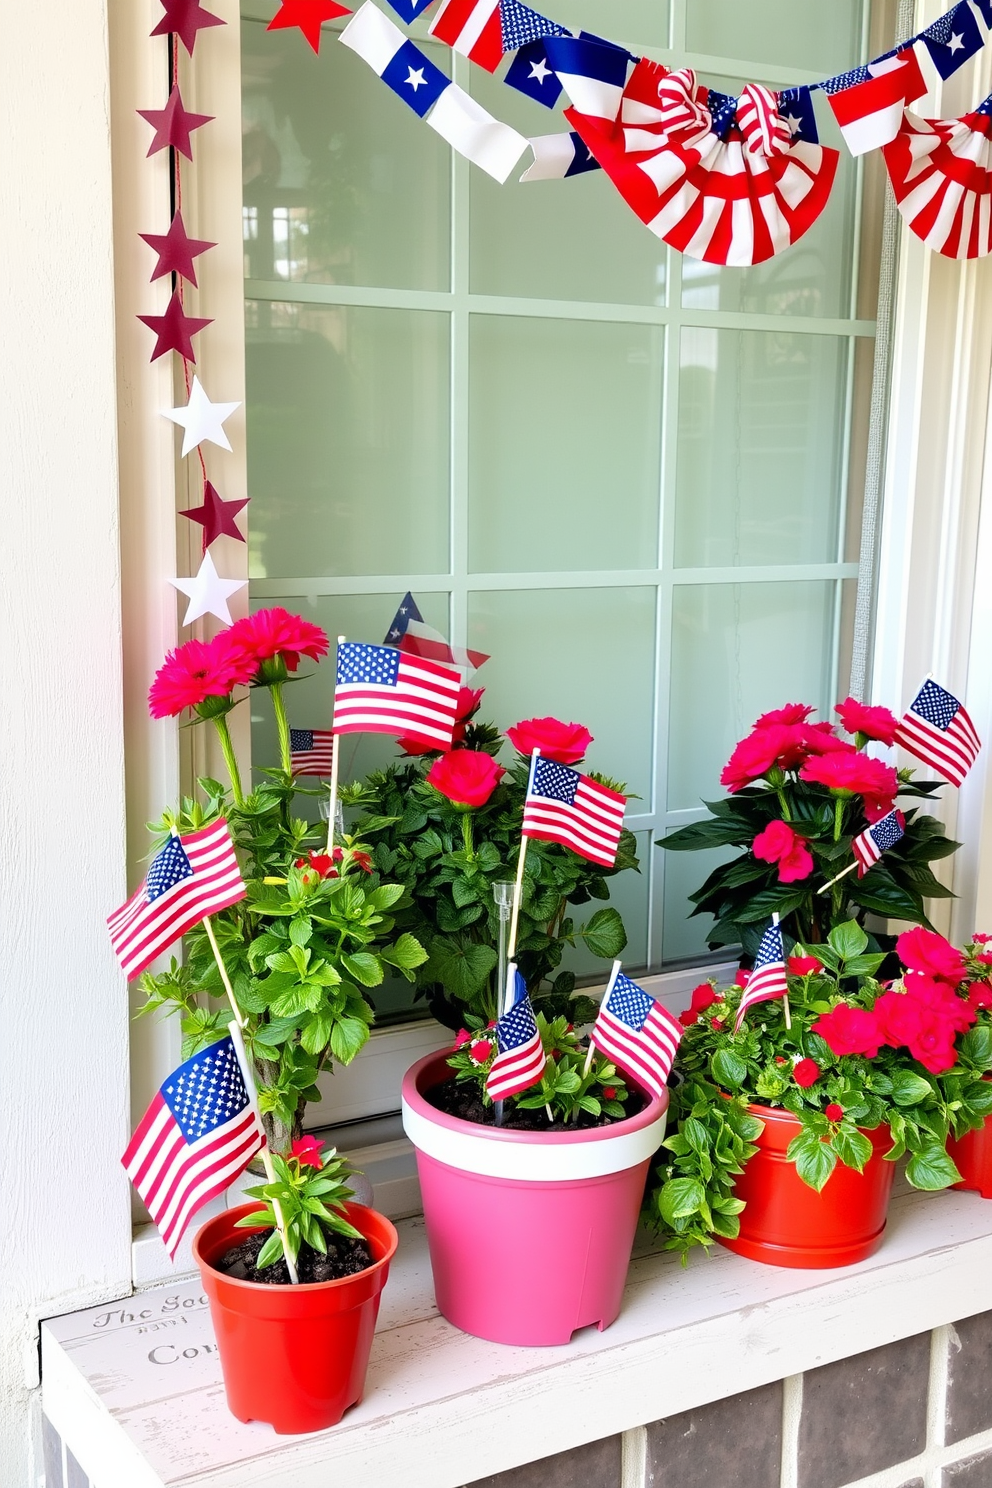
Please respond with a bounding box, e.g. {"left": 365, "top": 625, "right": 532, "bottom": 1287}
{"left": 468, "top": 586, "right": 657, "bottom": 802}
{"left": 680, "top": 100, "right": 859, "bottom": 320}
{"left": 242, "top": 17, "right": 450, "bottom": 292}
{"left": 562, "top": 830, "right": 651, "bottom": 979}
{"left": 667, "top": 580, "right": 836, "bottom": 810}
{"left": 686, "top": 0, "right": 862, "bottom": 74}
{"left": 246, "top": 303, "right": 450, "bottom": 579}
{"left": 468, "top": 316, "right": 663, "bottom": 572}
{"left": 553, "top": 0, "right": 669, "bottom": 47}
{"left": 469, "top": 70, "right": 668, "bottom": 306}
{"left": 674, "top": 328, "right": 847, "bottom": 568}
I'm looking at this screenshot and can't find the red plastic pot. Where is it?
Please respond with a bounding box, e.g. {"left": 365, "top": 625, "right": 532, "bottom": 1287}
{"left": 193, "top": 1201, "right": 398, "bottom": 1434}
{"left": 949, "top": 1113, "right": 992, "bottom": 1197}
{"left": 718, "top": 1105, "right": 895, "bottom": 1269}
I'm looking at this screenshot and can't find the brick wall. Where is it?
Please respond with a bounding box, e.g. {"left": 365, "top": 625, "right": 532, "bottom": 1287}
{"left": 460, "top": 1312, "right": 992, "bottom": 1488}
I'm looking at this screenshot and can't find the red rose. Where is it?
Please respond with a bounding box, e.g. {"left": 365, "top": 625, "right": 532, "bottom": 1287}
{"left": 907, "top": 1017, "right": 957, "bottom": 1074}
{"left": 800, "top": 751, "right": 898, "bottom": 802}
{"left": 506, "top": 716, "right": 593, "bottom": 764}
{"left": 469, "top": 1039, "right": 493, "bottom": 1065}
{"left": 735, "top": 968, "right": 750, "bottom": 987}
{"left": 903, "top": 975, "right": 976, "bottom": 1035}
{"left": 291, "top": 1136, "right": 323, "bottom": 1169}
{"left": 720, "top": 725, "right": 807, "bottom": 791}
{"left": 800, "top": 723, "right": 851, "bottom": 756}
{"left": 793, "top": 1058, "right": 821, "bottom": 1087}
{"left": 678, "top": 1009, "right": 699, "bottom": 1027}
{"left": 825, "top": 1103, "right": 844, "bottom": 1122}
{"left": 754, "top": 703, "right": 814, "bottom": 728}
{"left": 874, "top": 990, "right": 928, "bottom": 1048}
{"left": 835, "top": 697, "right": 899, "bottom": 747}
{"left": 752, "top": 820, "right": 813, "bottom": 884}
{"left": 969, "top": 982, "right": 992, "bottom": 1010}
{"left": 812, "top": 1003, "right": 884, "bottom": 1058}
{"left": 427, "top": 749, "right": 505, "bottom": 809}
{"left": 225, "top": 607, "right": 328, "bottom": 678}
{"left": 789, "top": 955, "right": 824, "bottom": 977}
{"left": 602, "top": 1086, "right": 617, "bottom": 1101}
{"left": 453, "top": 1028, "right": 472, "bottom": 1049}
{"left": 897, "top": 927, "right": 967, "bottom": 986}
{"left": 690, "top": 983, "right": 719, "bottom": 1012}
{"left": 148, "top": 634, "right": 258, "bottom": 719}
{"left": 863, "top": 793, "right": 898, "bottom": 824}
{"left": 295, "top": 848, "right": 341, "bottom": 879}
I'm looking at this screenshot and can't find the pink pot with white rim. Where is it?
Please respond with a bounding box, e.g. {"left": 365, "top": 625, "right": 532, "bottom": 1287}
{"left": 401, "top": 1049, "right": 669, "bottom": 1347}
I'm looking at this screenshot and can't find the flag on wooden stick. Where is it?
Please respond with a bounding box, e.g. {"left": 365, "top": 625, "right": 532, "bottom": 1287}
{"left": 332, "top": 640, "right": 461, "bottom": 750}
{"left": 486, "top": 966, "right": 546, "bottom": 1100}
{"left": 734, "top": 919, "right": 789, "bottom": 1032}
{"left": 893, "top": 679, "right": 981, "bottom": 787}
{"left": 588, "top": 964, "right": 682, "bottom": 1099}
{"left": 522, "top": 753, "right": 626, "bottom": 867}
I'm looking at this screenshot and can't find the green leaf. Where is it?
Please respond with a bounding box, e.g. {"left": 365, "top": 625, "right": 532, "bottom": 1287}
{"left": 890, "top": 1070, "right": 933, "bottom": 1107}
{"left": 827, "top": 920, "right": 869, "bottom": 960}
{"left": 451, "top": 877, "right": 481, "bottom": 909}
{"left": 905, "top": 1145, "right": 961, "bottom": 1191}
{"left": 579, "top": 907, "right": 628, "bottom": 959}
{"left": 255, "top": 1230, "right": 286, "bottom": 1269}
{"left": 428, "top": 939, "right": 499, "bottom": 998}
{"left": 380, "top": 932, "right": 428, "bottom": 972}
{"left": 961, "top": 1025, "right": 992, "bottom": 1068}
{"left": 289, "top": 917, "right": 312, "bottom": 949}
{"left": 788, "top": 1133, "right": 838, "bottom": 1192}
{"left": 300, "top": 1013, "right": 333, "bottom": 1056}
{"left": 833, "top": 1125, "right": 873, "bottom": 1172}
{"left": 341, "top": 952, "right": 384, "bottom": 988}
{"left": 711, "top": 1048, "right": 747, "bottom": 1090}
{"left": 329, "top": 1016, "right": 372, "bottom": 1065}
{"left": 658, "top": 1176, "right": 706, "bottom": 1224}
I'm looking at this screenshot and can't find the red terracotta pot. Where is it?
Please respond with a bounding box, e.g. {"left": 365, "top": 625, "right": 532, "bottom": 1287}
{"left": 193, "top": 1201, "right": 398, "bottom": 1434}
{"left": 949, "top": 1114, "right": 992, "bottom": 1197}
{"left": 717, "top": 1105, "right": 895, "bottom": 1269}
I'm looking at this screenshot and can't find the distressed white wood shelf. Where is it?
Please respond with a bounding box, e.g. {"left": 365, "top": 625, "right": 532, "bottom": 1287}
{"left": 42, "top": 1186, "right": 992, "bottom": 1488}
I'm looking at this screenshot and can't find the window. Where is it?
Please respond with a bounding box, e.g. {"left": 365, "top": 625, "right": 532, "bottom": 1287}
{"left": 240, "top": 0, "right": 889, "bottom": 983}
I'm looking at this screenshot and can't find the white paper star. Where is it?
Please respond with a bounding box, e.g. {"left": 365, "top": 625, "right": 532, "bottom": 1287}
{"left": 948, "top": 31, "right": 964, "bottom": 51}
{"left": 168, "top": 551, "right": 247, "bottom": 625}
{"left": 164, "top": 377, "right": 241, "bottom": 458}
{"left": 406, "top": 65, "right": 426, "bottom": 91}
{"left": 528, "top": 57, "right": 551, "bottom": 83}
{"left": 783, "top": 112, "right": 802, "bottom": 135}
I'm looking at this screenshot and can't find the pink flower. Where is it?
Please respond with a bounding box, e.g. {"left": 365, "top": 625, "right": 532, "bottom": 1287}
{"left": 291, "top": 1136, "right": 323, "bottom": 1170}
{"left": 752, "top": 820, "right": 814, "bottom": 884}
{"left": 812, "top": 1004, "right": 884, "bottom": 1058}
{"left": 224, "top": 607, "right": 328, "bottom": 682}
{"left": 825, "top": 1103, "right": 844, "bottom": 1123}
{"left": 754, "top": 703, "right": 814, "bottom": 728}
{"left": 897, "top": 927, "right": 967, "bottom": 986}
{"left": 735, "top": 968, "right": 750, "bottom": 988}
{"left": 453, "top": 1028, "right": 473, "bottom": 1049}
{"left": 793, "top": 1058, "right": 821, "bottom": 1088}
{"left": 506, "top": 716, "right": 593, "bottom": 764}
{"left": 800, "top": 751, "right": 898, "bottom": 803}
{"left": 874, "top": 990, "right": 929, "bottom": 1048}
{"left": 469, "top": 1039, "right": 493, "bottom": 1065}
{"left": 974, "top": 933, "right": 992, "bottom": 945}
{"left": 720, "top": 725, "right": 807, "bottom": 791}
{"left": 789, "top": 955, "right": 824, "bottom": 977}
{"left": 835, "top": 697, "right": 899, "bottom": 746}
{"left": 427, "top": 749, "right": 505, "bottom": 809}
{"left": 800, "top": 724, "right": 852, "bottom": 756}
{"left": 678, "top": 1009, "right": 699, "bottom": 1027}
{"left": 148, "top": 634, "right": 257, "bottom": 719}
{"left": 690, "top": 983, "right": 719, "bottom": 1012}
{"left": 968, "top": 983, "right": 992, "bottom": 1010}
{"left": 602, "top": 1086, "right": 617, "bottom": 1101}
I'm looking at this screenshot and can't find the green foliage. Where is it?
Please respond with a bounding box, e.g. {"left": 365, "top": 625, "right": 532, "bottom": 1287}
{"left": 236, "top": 1143, "right": 362, "bottom": 1268}
{"left": 341, "top": 748, "right": 638, "bottom": 1027}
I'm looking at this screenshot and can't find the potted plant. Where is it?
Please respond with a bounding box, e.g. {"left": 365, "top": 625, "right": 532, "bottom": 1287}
{"left": 193, "top": 1138, "right": 398, "bottom": 1433}
{"left": 402, "top": 1013, "right": 669, "bottom": 1346}
{"left": 342, "top": 707, "right": 638, "bottom": 1028}
{"left": 650, "top": 921, "right": 992, "bottom": 1268}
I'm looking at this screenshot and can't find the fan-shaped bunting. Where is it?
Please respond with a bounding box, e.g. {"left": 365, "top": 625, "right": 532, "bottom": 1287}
{"left": 882, "top": 98, "right": 992, "bottom": 259}
{"left": 565, "top": 61, "right": 839, "bottom": 266}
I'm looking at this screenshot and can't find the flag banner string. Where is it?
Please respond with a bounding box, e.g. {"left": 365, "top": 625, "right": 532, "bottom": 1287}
{"left": 320, "top": 0, "right": 992, "bottom": 262}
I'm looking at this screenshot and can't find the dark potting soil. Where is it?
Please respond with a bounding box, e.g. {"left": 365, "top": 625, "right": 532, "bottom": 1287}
{"left": 215, "top": 1229, "right": 374, "bottom": 1286}
{"left": 426, "top": 1077, "right": 644, "bottom": 1132}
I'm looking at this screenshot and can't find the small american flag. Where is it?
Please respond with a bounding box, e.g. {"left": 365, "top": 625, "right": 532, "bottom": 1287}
{"left": 122, "top": 1033, "right": 265, "bottom": 1257}
{"left": 734, "top": 919, "right": 789, "bottom": 1033}
{"left": 333, "top": 641, "right": 462, "bottom": 751}
{"left": 107, "top": 820, "right": 246, "bottom": 982}
{"left": 894, "top": 679, "right": 981, "bottom": 788}
{"left": 289, "top": 728, "right": 335, "bottom": 776}
{"left": 384, "top": 591, "right": 489, "bottom": 673}
{"left": 522, "top": 753, "right": 626, "bottom": 868}
{"left": 852, "top": 809, "right": 905, "bottom": 877}
{"left": 486, "top": 966, "right": 546, "bottom": 1100}
{"left": 589, "top": 964, "right": 682, "bottom": 1100}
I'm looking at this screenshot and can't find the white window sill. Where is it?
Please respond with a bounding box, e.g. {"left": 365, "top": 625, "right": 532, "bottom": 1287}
{"left": 43, "top": 1183, "right": 992, "bottom": 1488}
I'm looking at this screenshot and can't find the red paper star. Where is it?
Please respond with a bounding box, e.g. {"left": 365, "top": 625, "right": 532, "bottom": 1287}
{"left": 139, "top": 212, "right": 215, "bottom": 286}
{"left": 138, "top": 87, "right": 213, "bottom": 160}
{"left": 138, "top": 291, "right": 212, "bottom": 363}
{"left": 150, "top": 0, "right": 225, "bottom": 54}
{"left": 180, "top": 481, "right": 249, "bottom": 550}
{"left": 267, "top": 0, "right": 351, "bottom": 53}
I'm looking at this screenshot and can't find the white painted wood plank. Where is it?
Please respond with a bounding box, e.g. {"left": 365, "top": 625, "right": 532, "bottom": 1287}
{"left": 42, "top": 1189, "right": 992, "bottom": 1488}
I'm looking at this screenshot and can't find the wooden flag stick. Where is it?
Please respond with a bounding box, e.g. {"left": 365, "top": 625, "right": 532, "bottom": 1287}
{"left": 583, "top": 959, "right": 621, "bottom": 1078}
{"left": 817, "top": 860, "right": 859, "bottom": 895}
{"left": 507, "top": 748, "right": 539, "bottom": 963}
{"left": 772, "top": 912, "right": 792, "bottom": 1031}
{"left": 202, "top": 914, "right": 300, "bottom": 1284}
{"left": 325, "top": 635, "right": 346, "bottom": 854}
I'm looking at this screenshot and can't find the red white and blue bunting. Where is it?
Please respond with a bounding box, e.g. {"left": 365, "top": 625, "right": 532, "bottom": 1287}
{"left": 266, "top": 0, "right": 992, "bottom": 264}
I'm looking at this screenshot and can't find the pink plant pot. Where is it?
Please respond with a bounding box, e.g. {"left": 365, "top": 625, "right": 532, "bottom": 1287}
{"left": 401, "top": 1050, "right": 669, "bottom": 1347}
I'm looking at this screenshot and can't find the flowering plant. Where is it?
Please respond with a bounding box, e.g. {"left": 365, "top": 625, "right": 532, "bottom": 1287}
{"left": 661, "top": 698, "right": 960, "bottom": 957}
{"left": 237, "top": 1139, "right": 361, "bottom": 1271}
{"left": 341, "top": 702, "right": 638, "bottom": 1028}
{"left": 651, "top": 922, "right": 992, "bottom": 1259}
{"left": 137, "top": 612, "right": 427, "bottom": 1155}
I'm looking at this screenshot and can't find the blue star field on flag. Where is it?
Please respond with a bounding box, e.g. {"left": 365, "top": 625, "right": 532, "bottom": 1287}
{"left": 707, "top": 88, "right": 738, "bottom": 139}
{"left": 777, "top": 85, "right": 820, "bottom": 143}
{"left": 163, "top": 1036, "right": 253, "bottom": 1142}
{"left": 922, "top": 2, "right": 983, "bottom": 78}
{"left": 819, "top": 63, "right": 872, "bottom": 95}
{"left": 505, "top": 39, "right": 564, "bottom": 106}
{"left": 338, "top": 641, "right": 402, "bottom": 687}
{"left": 381, "top": 39, "right": 450, "bottom": 116}
{"left": 500, "top": 0, "right": 568, "bottom": 53}
{"left": 147, "top": 836, "right": 194, "bottom": 900}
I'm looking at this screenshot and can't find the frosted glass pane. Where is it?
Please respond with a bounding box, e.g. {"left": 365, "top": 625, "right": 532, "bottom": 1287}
{"left": 469, "top": 69, "right": 668, "bottom": 305}
{"left": 248, "top": 592, "right": 452, "bottom": 790}
{"left": 561, "top": 831, "right": 650, "bottom": 980}
{"left": 468, "top": 317, "right": 662, "bottom": 572}
{"left": 468, "top": 586, "right": 656, "bottom": 801}
{"left": 686, "top": 0, "right": 863, "bottom": 74}
{"left": 680, "top": 97, "right": 859, "bottom": 320}
{"left": 242, "top": 18, "right": 450, "bottom": 292}
{"left": 674, "top": 329, "right": 846, "bottom": 568}
{"left": 663, "top": 841, "right": 736, "bottom": 962}
{"left": 246, "top": 303, "right": 450, "bottom": 579}
{"left": 667, "top": 581, "right": 836, "bottom": 810}
{"left": 552, "top": 0, "right": 669, "bottom": 47}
